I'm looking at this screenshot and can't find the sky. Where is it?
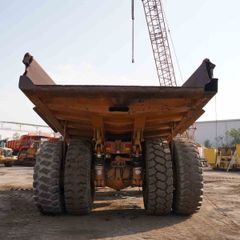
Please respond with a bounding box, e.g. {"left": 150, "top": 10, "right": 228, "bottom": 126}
{"left": 1, "top": 0, "right": 240, "bottom": 136}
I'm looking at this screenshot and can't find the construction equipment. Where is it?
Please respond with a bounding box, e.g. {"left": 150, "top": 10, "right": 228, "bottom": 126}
{"left": 227, "top": 144, "right": 240, "bottom": 171}
{"left": 216, "top": 147, "right": 233, "bottom": 170}
{"left": 204, "top": 145, "right": 240, "bottom": 171}
{"left": 204, "top": 148, "right": 217, "bottom": 167}
{"left": 18, "top": 1, "right": 218, "bottom": 216}
{"left": 6, "top": 133, "right": 58, "bottom": 166}
{"left": 142, "top": 0, "right": 177, "bottom": 86}
{"left": 0, "top": 147, "right": 18, "bottom": 167}
{"left": 0, "top": 140, "right": 17, "bottom": 167}
{"left": 196, "top": 144, "right": 208, "bottom": 167}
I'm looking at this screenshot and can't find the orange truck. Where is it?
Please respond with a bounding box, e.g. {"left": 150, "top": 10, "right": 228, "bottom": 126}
{"left": 6, "top": 134, "right": 59, "bottom": 166}
{"left": 19, "top": 53, "right": 217, "bottom": 216}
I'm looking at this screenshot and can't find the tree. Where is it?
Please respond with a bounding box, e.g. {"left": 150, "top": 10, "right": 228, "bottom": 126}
{"left": 204, "top": 139, "right": 212, "bottom": 148}
{"left": 226, "top": 128, "right": 240, "bottom": 146}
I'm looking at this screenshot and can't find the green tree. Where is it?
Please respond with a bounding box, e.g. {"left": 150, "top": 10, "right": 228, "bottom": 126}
{"left": 226, "top": 128, "right": 240, "bottom": 146}
{"left": 204, "top": 139, "right": 212, "bottom": 148}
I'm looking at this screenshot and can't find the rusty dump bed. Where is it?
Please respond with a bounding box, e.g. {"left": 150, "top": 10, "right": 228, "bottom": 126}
{"left": 19, "top": 53, "right": 218, "bottom": 141}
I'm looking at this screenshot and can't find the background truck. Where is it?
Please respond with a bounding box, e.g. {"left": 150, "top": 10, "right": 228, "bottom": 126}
{"left": 6, "top": 134, "right": 59, "bottom": 166}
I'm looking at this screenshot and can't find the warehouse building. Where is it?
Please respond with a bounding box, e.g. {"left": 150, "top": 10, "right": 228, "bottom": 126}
{"left": 195, "top": 119, "right": 240, "bottom": 147}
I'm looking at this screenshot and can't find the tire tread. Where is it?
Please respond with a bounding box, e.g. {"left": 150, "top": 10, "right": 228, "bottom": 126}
{"left": 172, "top": 138, "right": 203, "bottom": 215}
{"left": 143, "top": 139, "right": 173, "bottom": 215}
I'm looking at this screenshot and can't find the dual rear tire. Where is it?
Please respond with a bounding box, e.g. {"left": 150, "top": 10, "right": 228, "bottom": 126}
{"left": 33, "top": 138, "right": 203, "bottom": 216}
{"left": 33, "top": 140, "right": 93, "bottom": 215}
{"left": 143, "top": 138, "right": 203, "bottom": 215}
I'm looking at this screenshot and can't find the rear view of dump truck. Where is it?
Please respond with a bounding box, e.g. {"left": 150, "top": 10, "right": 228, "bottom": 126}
{"left": 19, "top": 54, "right": 217, "bottom": 216}
{"left": 19, "top": 1, "right": 218, "bottom": 216}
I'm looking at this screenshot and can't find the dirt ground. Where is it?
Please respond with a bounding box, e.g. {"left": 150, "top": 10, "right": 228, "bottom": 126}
{"left": 0, "top": 165, "right": 239, "bottom": 240}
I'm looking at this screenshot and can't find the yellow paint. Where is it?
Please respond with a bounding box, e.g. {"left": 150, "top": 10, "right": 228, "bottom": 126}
{"left": 235, "top": 144, "right": 240, "bottom": 166}
{"left": 236, "top": 144, "right": 240, "bottom": 157}
{"left": 204, "top": 148, "right": 217, "bottom": 166}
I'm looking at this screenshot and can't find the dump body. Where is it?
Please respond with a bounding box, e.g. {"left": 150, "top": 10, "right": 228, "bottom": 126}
{"left": 19, "top": 53, "right": 217, "bottom": 141}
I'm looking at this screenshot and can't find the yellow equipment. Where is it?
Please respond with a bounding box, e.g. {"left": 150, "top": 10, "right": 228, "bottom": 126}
{"left": 204, "top": 145, "right": 240, "bottom": 171}
{"left": 227, "top": 144, "right": 240, "bottom": 171}
{"left": 204, "top": 148, "right": 217, "bottom": 167}
{"left": 0, "top": 147, "right": 18, "bottom": 167}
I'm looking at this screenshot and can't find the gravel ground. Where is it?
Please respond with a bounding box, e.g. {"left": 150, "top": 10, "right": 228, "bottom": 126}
{"left": 0, "top": 165, "right": 239, "bottom": 240}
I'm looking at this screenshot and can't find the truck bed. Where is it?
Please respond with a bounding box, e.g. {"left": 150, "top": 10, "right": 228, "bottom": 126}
{"left": 19, "top": 53, "right": 218, "bottom": 141}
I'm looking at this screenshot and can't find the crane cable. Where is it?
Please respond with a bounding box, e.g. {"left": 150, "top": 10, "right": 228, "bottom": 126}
{"left": 132, "top": 0, "right": 135, "bottom": 63}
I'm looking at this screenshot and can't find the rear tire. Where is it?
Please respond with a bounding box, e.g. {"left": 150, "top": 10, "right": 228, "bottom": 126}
{"left": 143, "top": 139, "right": 173, "bottom": 215}
{"left": 64, "top": 140, "right": 93, "bottom": 215}
{"left": 4, "top": 162, "right": 13, "bottom": 167}
{"left": 172, "top": 138, "right": 203, "bottom": 215}
{"left": 33, "top": 141, "right": 63, "bottom": 214}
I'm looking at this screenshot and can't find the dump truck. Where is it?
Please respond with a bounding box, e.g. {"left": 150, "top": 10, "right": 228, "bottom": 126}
{"left": 19, "top": 53, "right": 218, "bottom": 216}
{"left": 6, "top": 133, "right": 59, "bottom": 166}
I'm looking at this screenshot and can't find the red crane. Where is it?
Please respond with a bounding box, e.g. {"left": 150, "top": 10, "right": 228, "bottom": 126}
{"left": 132, "top": 0, "right": 177, "bottom": 86}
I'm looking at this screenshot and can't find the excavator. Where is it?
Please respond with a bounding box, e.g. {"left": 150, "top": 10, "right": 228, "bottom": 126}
{"left": 19, "top": 0, "right": 218, "bottom": 216}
